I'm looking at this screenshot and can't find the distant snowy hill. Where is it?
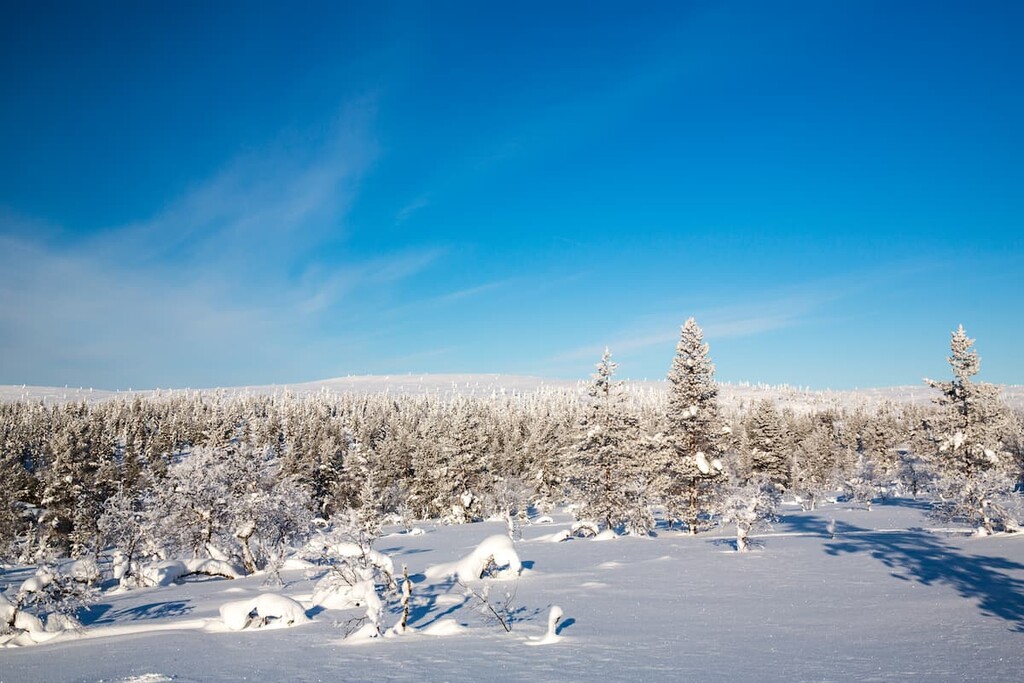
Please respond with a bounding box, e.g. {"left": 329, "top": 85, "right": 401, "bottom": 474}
{"left": 2, "top": 374, "right": 1022, "bottom": 411}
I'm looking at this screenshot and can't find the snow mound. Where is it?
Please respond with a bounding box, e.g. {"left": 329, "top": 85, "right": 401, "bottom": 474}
{"left": 424, "top": 534, "right": 522, "bottom": 581}
{"left": 344, "top": 621, "right": 383, "bottom": 642}
{"left": 19, "top": 565, "right": 56, "bottom": 594}
{"left": 571, "top": 521, "right": 599, "bottom": 538}
{"left": 279, "top": 557, "right": 316, "bottom": 570}
{"left": 66, "top": 558, "right": 100, "bottom": 584}
{"left": 0, "top": 593, "right": 47, "bottom": 646}
{"left": 527, "top": 529, "right": 571, "bottom": 543}
{"left": 421, "top": 618, "right": 466, "bottom": 636}
{"left": 219, "top": 593, "right": 310, "bottom": 631}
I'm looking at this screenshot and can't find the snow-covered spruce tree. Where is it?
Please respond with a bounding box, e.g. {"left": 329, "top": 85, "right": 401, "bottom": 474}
{"left": 662, "top": 319, "right": 727, "bottom": 534}
{"left": 433, "top": 399, "right": 493, "bottom": 524}
{"left": 924, "top": 325, "right": 1020, "bottom": 535}
{"left": 743, "top": 399, "right": 791, "bottom": 490}
{"left": 791, "top": 416, "right": 842, "bottom": 511}
{"left": 860, "top": 407, "right": 904, "bottom": 498}
{"left": 38, "top": 404, "right": 106, "bottom": 559}
{"left": 566, "top": 349, "right": 645, "bottom": 532}
{"left": 525, "top": 408, "right": 570, "bottom": 513}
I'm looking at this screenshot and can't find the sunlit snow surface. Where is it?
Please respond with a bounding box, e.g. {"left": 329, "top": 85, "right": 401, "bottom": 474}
{"left": 4, "top": 500, "right": 1024, "bottom": 682}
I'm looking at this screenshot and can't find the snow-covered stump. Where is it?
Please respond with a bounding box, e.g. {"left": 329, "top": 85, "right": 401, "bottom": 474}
{"left": 526, "top": 605, "right": 565, "bottom": 646}
{"left": 736, "top": 521, "right": 751, "bottom": 553}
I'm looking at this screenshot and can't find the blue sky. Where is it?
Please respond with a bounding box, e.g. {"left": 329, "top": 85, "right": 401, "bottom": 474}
{"left": 1, "top": 1, "right": 1021, "bottom": 389}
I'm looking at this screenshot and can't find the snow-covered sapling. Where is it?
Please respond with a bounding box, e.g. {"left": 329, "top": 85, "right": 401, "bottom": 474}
{"left": 460, "top": 580, "right": 519, "bottom": 633}
{"left": 720, "top": 481, "right": 780, "bottom": 552}
{"left": 396, "top": 564, "right": 413, "bottom": 634}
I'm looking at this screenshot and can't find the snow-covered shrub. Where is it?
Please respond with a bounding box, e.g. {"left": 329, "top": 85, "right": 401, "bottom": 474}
{"left": 386, "top": 565, "right": 414, "bottom": 637}
{"left": 219, "top": 593, "right": 310, "bottom": 631}
{"left": 65, "top": 558, "right": 100, "bottom": 585}
{"left": 1, "top": 564, "right": 95, "bottom": 645}
{"left": 97, "top": 488, "right": 148, "bottom": 588}
{"left": 425, "top": 534, "right": 522, "bottom": 582}
{"left": 144, "top": 445, "right": 313, "bottom": 574}
{"left": 136, "top": 558, "right": 241, "bottom": 588}
{"left": 304, "top": 513, "right": 397, "bottom": 638}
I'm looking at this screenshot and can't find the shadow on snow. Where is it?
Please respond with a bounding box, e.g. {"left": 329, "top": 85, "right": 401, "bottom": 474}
{"left": 82, "top": 600, "right": 194, "bottom": 626}
{"left": 779, "top": 504, "right": 1024, "bottom": 632}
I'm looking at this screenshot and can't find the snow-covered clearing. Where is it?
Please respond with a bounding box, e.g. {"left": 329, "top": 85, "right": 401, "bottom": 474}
{"left": 3, "top": 500, "right": 1023, "bottom": 682}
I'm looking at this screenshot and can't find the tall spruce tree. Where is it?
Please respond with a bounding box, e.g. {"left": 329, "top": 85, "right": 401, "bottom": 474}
{"left": 925, "top": 325, "right": 1019, "bottom": 534}
{"left": 567, "top": 349, "right": 641, "bottom": 531}
{"left": 664, "top": 318, "right": 725, "bottom": 534}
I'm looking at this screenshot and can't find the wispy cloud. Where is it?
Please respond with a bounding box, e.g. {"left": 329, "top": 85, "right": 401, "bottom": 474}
{"left": 395, "top": 194, "right": 430, "bottom": 224}
{"left": 434, "top": 278, "right": 513, "bottom": 304}
{"left": 0, "top": 99, "right": 443, "bottom": 388}
{"left": 546, "top": 282, "right": 848, "bottom": 365}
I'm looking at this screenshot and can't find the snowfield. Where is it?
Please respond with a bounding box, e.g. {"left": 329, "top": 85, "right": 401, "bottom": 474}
{"left": 3, "top": 500, "right": 1023, "bottom": 682}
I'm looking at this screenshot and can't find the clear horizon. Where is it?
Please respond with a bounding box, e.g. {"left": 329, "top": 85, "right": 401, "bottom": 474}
{"left": 2, "top": 2, "right": 1021, "bottom": 391}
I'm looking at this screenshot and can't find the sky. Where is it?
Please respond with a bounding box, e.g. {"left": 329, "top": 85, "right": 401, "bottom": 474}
{"left": 1, "top": 1, "right": 1021, "bottom": 390}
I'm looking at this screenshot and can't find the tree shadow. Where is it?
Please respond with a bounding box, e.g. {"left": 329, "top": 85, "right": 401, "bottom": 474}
{"left": 873, "top": 497, "right": 934, "bottom": 513}
{"left": 825, "top": 523, "right": 1024, "bottom": 631}
{"left": 556, "top": 616, "right": 575, "bottom": 635}
{"left": 378, "top": 547, "right": 431, "bottom": 557}
{"left": 90, "top": 600, "right": 194, "bottom": 624}
{"left": 777, "top": 512, "right": 856, "bottom": 538}
{"left": 78, "top": 603, "right": 111, "bottom": 626}
{"left": 405, "top": 576, "right": 464, "bottom": 627}
{"left": 709, "top": 537, "right": 766, "bottom": 552}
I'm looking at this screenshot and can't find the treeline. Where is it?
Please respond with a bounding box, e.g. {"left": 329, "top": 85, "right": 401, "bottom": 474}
{"left": 0, "top": 322, "right": 1021, "bottom": 572}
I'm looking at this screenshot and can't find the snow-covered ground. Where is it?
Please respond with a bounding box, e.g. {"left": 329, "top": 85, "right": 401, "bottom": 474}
{"left": 2, "top": 374, "right": 1022, "bottom": 412}
{"left": 3, "top": 499, "right": 1023, "bottom": 682}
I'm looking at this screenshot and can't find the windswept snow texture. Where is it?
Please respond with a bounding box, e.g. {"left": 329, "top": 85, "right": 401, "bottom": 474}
{"left": 4, "top": 501, "right": 1024, "bottom": 681}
